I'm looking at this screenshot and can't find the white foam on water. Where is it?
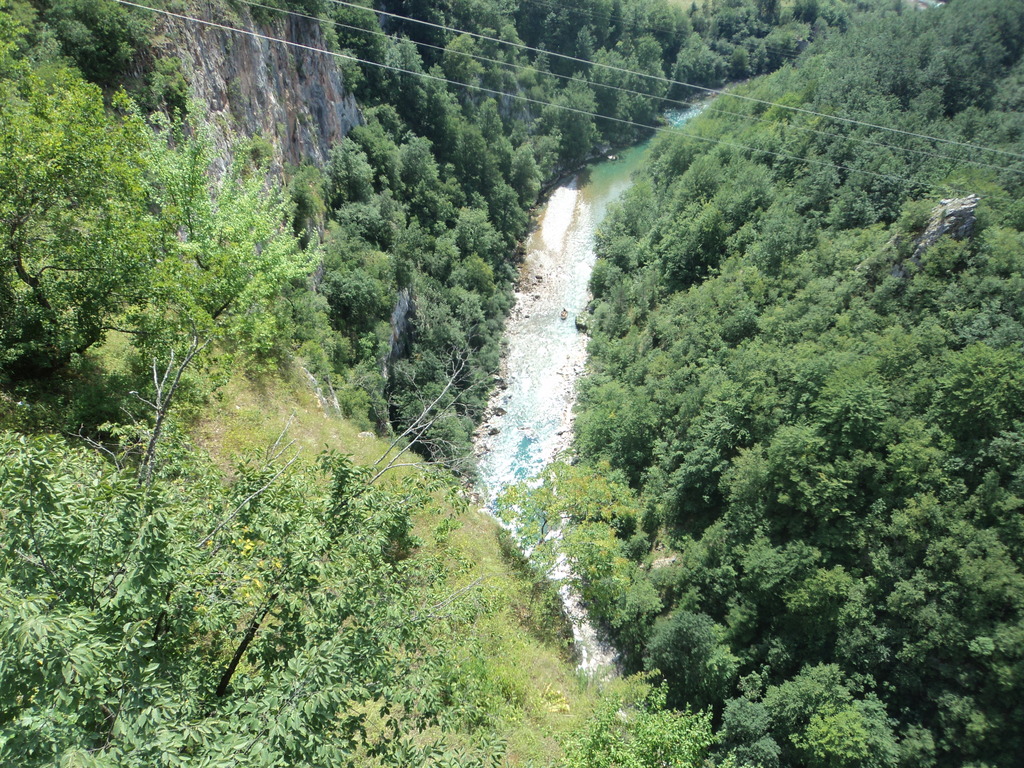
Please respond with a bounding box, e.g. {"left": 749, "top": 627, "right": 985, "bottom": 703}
{"left": 473, "top": 109, "right": 708, "bottom": 672}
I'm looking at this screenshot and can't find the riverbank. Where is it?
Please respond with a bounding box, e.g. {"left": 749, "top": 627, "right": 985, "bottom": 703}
{"left": 470, "top": 153, "right": 650, "bottom": 675}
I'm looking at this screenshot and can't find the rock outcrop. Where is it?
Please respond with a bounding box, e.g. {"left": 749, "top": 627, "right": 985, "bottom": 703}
{"left": 155, "top": 7, "right": 361, "bottom": 175}
{"left": 893, "top": 194, "right": 979, "bottom": 277}
{"left": 385, "top": 288, "right": 415, "bottom": 376}
{"left": 911, "top": 194, "right": 980, "bottom": 261}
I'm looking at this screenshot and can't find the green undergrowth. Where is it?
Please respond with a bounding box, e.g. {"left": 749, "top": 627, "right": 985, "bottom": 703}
{"left": 414, "top": 510, "right": 607, "bottom": 765}
{"left": 199, "top": 369, "right": 608, "bottom": 765}
{"left": 0, "top": 333, "right": 612, "bottom": 765}
{"left": 193, "top": 363, "right": 387, "bottom": 474}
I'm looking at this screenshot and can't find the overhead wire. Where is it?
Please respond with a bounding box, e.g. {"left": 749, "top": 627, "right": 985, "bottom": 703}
{"left": 325, "top": 0, "right": 804, "bottom": 77}
{"left": 115, "top": 0, "right": 917, "bottom": 186}
{"left": 319, "top": 0, "right": 1024, "bottom": 162}
{"left": 114, "top": 0, "right": 1022, "bottom": 208}
{"left": 233, "top": 0, "right": 1024, "bottom": 178}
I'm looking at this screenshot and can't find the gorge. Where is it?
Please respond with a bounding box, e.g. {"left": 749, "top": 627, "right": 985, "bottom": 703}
{"left": 4, "top": 1, "right": 1024, "bottom": 766}
{"left": 474, "top": 106, "right": 705, "bottom": 673}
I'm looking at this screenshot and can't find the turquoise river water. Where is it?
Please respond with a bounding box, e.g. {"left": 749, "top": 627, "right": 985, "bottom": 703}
{"left": 472, "top": 107, "right": 704, "bottom": 671}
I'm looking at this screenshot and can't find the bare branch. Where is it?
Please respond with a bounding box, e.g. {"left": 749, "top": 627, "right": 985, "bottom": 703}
{"left": 368, "top": 348, "right": 494, "bottom": 483}
{"left": 373, "top": 352, "right": 470, "bottom": 468}
{"left": 198, "top": 448, "right": 302, "bottom": 550}
{"left": 128, "top": 391, "right": 158, "bottom": 411}
{"left": 71, "top": 427, "right": 124, "bottom": 471}
{"left": 14, "top": 547, "right": 47, "bottom": 570}
{"left": 264, "top": 413, "right": 296, "bottom": 466}
{"left": 411, "top": 577, "right": 487, "bottom": 623}
{"left": 138, "top": 334, "right": 211, "bottom": 488}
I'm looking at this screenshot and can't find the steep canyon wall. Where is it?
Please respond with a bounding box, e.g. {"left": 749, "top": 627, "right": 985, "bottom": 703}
{"left": 154, "top": 6, "right": 361, "bottom": 174}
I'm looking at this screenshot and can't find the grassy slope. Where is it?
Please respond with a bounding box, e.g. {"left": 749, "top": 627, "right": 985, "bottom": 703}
{"left": 194, "top": 367, "right": 607, "bottom": 765}
{"left": 0, "top": 333, "right": 608, "bottom": 764}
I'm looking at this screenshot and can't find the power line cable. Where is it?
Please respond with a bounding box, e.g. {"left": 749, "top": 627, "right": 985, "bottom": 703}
{"left": 118, "top": 0, "right": 1023, "bottom": 207}
{"left": 233, "top": 0, "right": 1023, "bottom": 177}
{"left": 319, "top": 0, "right": 1024, "bottom": 162}
{"left": 301, "top": 1, "right": 1007, "bottom": 173}
{"left": 115, "top": 0, "right": 925, "bottom": 188}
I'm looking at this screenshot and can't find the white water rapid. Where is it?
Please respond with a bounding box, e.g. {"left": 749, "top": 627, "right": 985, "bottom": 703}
{"left": 473, "top": 107, "right": 705, "bottom": 674}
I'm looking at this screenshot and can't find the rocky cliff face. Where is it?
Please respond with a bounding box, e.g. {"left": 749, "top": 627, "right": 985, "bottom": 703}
{"left": 154, "top": 7, "right": 361, "bottom": 174}
{"left": 384, "top": 287, "right": 415, "bottom": 376}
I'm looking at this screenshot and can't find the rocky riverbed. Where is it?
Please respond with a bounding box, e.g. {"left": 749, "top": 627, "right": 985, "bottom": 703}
{"left": 471, "top": 181, "right": 591, "bottom": 490}
{"left": 472, "top": 108, "right": 705, "bottom": 673}
{"left": 471, "top": 173, "right": 625, "bottom": 675}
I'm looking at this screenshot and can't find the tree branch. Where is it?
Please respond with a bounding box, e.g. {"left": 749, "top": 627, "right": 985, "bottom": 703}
{"left": 198, "top": 448, "right": 301, "bottom": 550}
{"left": 370, "top": 351, "right": 486, "bottom": 483}
{"left": 137, "top": 334, "right": 210, "bottom": 488}
{"left": 374, "top": 352, "right": 470, "bottom": 467}
{"left": 410, "top": 577, "right": 487, "bottom": 623}
{"left": 216, "top": 593, "right": 278, "bottom": 697}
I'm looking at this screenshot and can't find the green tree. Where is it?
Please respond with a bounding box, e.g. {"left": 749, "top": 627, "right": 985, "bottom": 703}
{"left": 645, "top": 610, "right": 739, "bottom": 711}
{"left": 126, "top": 120, "right": 312, "bottom": 482}
{"left": 140, "top": 119, "right": 312, "bottom": 363}
{"left": 0, "top": 431, "right": 493, "bottom": 767}
{"left": 0, "top": 70, "right": 152, "bottom": 377}
{"left": 563, "top": 682, "right": 718, "bottom": 768}
{"left": 541, "top": 79, "right": 599, "bottom": 170}
{"left": 42, "top": 0, "right": 151, "bottom": 86}
{"left": 935, "top": 343, "right": 1024, "bottom": 452}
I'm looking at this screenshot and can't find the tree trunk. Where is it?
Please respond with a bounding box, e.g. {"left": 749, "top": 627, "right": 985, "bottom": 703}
{"left": 216, "top": 594, "right": 277, "bottom": 697}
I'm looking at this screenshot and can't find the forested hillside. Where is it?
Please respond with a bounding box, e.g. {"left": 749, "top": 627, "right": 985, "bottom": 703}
{"left": 9, "top": 0, "right": 1020, "bottom": 765}
{"left": 0, "top": 0, "right": 817, "bottom": 765}
{"left": 0, "top": 0, "right": 827, "bottom": 458}
{"left": 552, "top": 1, "right": 1024, "bottom": 766}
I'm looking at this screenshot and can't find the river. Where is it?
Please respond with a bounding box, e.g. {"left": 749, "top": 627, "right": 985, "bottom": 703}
{"left": 473, "top": 106, "right": 704, "bottom": 672}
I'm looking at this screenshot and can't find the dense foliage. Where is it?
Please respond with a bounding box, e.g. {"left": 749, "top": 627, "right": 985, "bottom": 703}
{"left": 0, "top": 430, "right": 522, "bottom": 767}
{"left": 0, "top": 11, "right": 312, "bottom": 457}
{"left": 1, "top": 0, "right": 825, "bottom": 463}
{"left": 562, "top": 683, "right": 718, "bottom": 768}
{"left": 559, "top": 1, "right": 1024, "bottom": 766}
{"left": 0, "top": 0, "right": 758, "bottom": 764}
{"left": 13, "top": 0, "right": 1022, "bottom": 765}
{"left": 279, "top": 0, "right": 825, "bottom": 461}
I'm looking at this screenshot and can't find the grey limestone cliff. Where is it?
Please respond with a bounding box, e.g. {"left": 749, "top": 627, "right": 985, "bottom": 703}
{"left": 891, "top": 194, "right": 980, "bottom": 278}
{"left": 154, "top": 6, "right": 361, "bottom": 174}
{"left": 910, "top": 194, "right": 980, "bottom": 261}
